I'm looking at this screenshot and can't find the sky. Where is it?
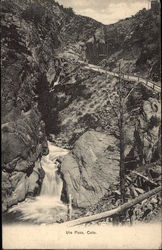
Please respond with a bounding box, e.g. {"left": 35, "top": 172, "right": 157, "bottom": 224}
{"left": 57, "top": 0, "right": 150, "bottom": 24}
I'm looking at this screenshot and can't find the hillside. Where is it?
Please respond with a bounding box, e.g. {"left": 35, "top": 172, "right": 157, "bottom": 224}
{"left": 86, "top": 8, "right": 160, "bottom": 82}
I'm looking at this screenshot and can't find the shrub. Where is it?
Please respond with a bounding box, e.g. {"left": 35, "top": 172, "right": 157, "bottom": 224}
{"left": 21, "top": 3, "right": 45, "bottom": 24}
{"left": 149, "top": 115, "right": 160, "bottom": 129}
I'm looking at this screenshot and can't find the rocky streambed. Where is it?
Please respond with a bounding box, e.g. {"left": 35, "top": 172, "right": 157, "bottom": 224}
{"left": 2, "top": 142, "right": 69, "bottom": 225}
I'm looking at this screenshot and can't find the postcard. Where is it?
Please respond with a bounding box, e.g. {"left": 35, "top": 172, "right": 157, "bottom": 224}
{"left": 1, "top": 0, "right": 161, "bottom": 249}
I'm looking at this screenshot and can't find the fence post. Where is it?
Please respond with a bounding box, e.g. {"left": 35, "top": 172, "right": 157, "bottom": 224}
{"left": 138, "top": 76, "right": 139, "bottom": 81}
{"left": 67, "top": 194, "right": 72, "bottom": 221}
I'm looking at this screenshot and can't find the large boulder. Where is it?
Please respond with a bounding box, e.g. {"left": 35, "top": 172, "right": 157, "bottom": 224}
{"left": 60, "top": 130, "right": 119, "bottom": 208}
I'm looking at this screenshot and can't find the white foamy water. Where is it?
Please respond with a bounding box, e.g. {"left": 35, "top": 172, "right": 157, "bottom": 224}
{"left": 40, "top": 142, "right": 68, "bottom": 197}
{"left": 7, "top": 142, "right": 69, "bottom": 224}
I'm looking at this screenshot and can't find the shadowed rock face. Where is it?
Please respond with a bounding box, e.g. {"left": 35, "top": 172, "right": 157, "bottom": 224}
{"left": 60, "top": 131, "right": 119, "bottom": 208}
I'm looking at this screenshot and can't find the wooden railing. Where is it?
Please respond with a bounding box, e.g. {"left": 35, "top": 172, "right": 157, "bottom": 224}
{"left": 114, "top": 72, "right": 160, "bottom": 91}
{"left": 84, "top": 63, "right": 161, "bottom": 94}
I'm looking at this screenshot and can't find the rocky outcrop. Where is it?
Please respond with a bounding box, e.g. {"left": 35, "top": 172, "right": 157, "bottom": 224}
{"left": 2, "top": 159, "right": 45, "bottom": 212}
{"left": 134, "top": 98, "right": 161, "bottom": 164}
{"left": 60, "top": 131, "right": 119, "bottom": 208}
{"left": 125, "top": 96, "right": 161, "bottom": 170}
{"left": 2, "top": 109, "right": 48, "bottom": 212}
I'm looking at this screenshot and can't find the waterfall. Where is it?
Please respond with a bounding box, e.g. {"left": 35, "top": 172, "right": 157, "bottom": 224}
{"left": 40, "top": 141, "right": 68, "bottom": 199}
{"left": 40, "top": 161, "right": 62, "bottom": 197}
{"left": 6, "top": 142, "right": 69, "bottom": 224}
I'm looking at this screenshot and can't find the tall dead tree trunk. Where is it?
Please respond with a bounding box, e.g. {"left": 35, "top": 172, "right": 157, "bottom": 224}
{"left": 107, "top": 64, "right": 139, "bottom": 210}
{"left": 119, "top": 107, "right": 126, "bottom": 204}
{"left": 118, "top": 63, "right": 126, "bottom": 204}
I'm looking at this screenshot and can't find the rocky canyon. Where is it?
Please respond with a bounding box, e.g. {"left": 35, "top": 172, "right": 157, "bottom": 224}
{"left": 1, "top": 0, "right": 161, "bottom": 223}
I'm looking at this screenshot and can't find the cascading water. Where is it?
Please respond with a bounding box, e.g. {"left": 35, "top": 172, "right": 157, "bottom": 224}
{"left": 40, "top": 143, "right": 66, "bottom": 198}
{"left": 5, "top": 142, "right": 69, "bottom": 224}
{"left": 40, "top": 159, "right": 63, "bottom": 198}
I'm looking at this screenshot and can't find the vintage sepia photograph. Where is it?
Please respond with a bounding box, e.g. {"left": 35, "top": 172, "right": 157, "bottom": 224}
{"left": 1, "top": 0, "right": 161, "bottom": 249}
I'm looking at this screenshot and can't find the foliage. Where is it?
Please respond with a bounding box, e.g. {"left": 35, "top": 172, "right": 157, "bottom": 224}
{"left": 78, "top": 113, "right": 99, "bottom": 129}
{"left": 21, "top": 3, "right": 45, "bottom": 24}
{"left": 149, "top": 116, "right": 161, "bottom": 129}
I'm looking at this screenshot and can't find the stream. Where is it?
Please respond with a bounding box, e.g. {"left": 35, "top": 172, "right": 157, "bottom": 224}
{"left": 3, "top": 142, "right": 69, "bottom": 225}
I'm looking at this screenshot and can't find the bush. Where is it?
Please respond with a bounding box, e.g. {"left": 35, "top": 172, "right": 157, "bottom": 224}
{"left": 21, "top": 3, "right": 45, "bottom": 24}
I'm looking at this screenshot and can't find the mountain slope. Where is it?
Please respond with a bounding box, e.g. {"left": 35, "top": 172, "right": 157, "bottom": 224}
{"left": 86, "top": 8, "right": 160, "bottom": 82}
